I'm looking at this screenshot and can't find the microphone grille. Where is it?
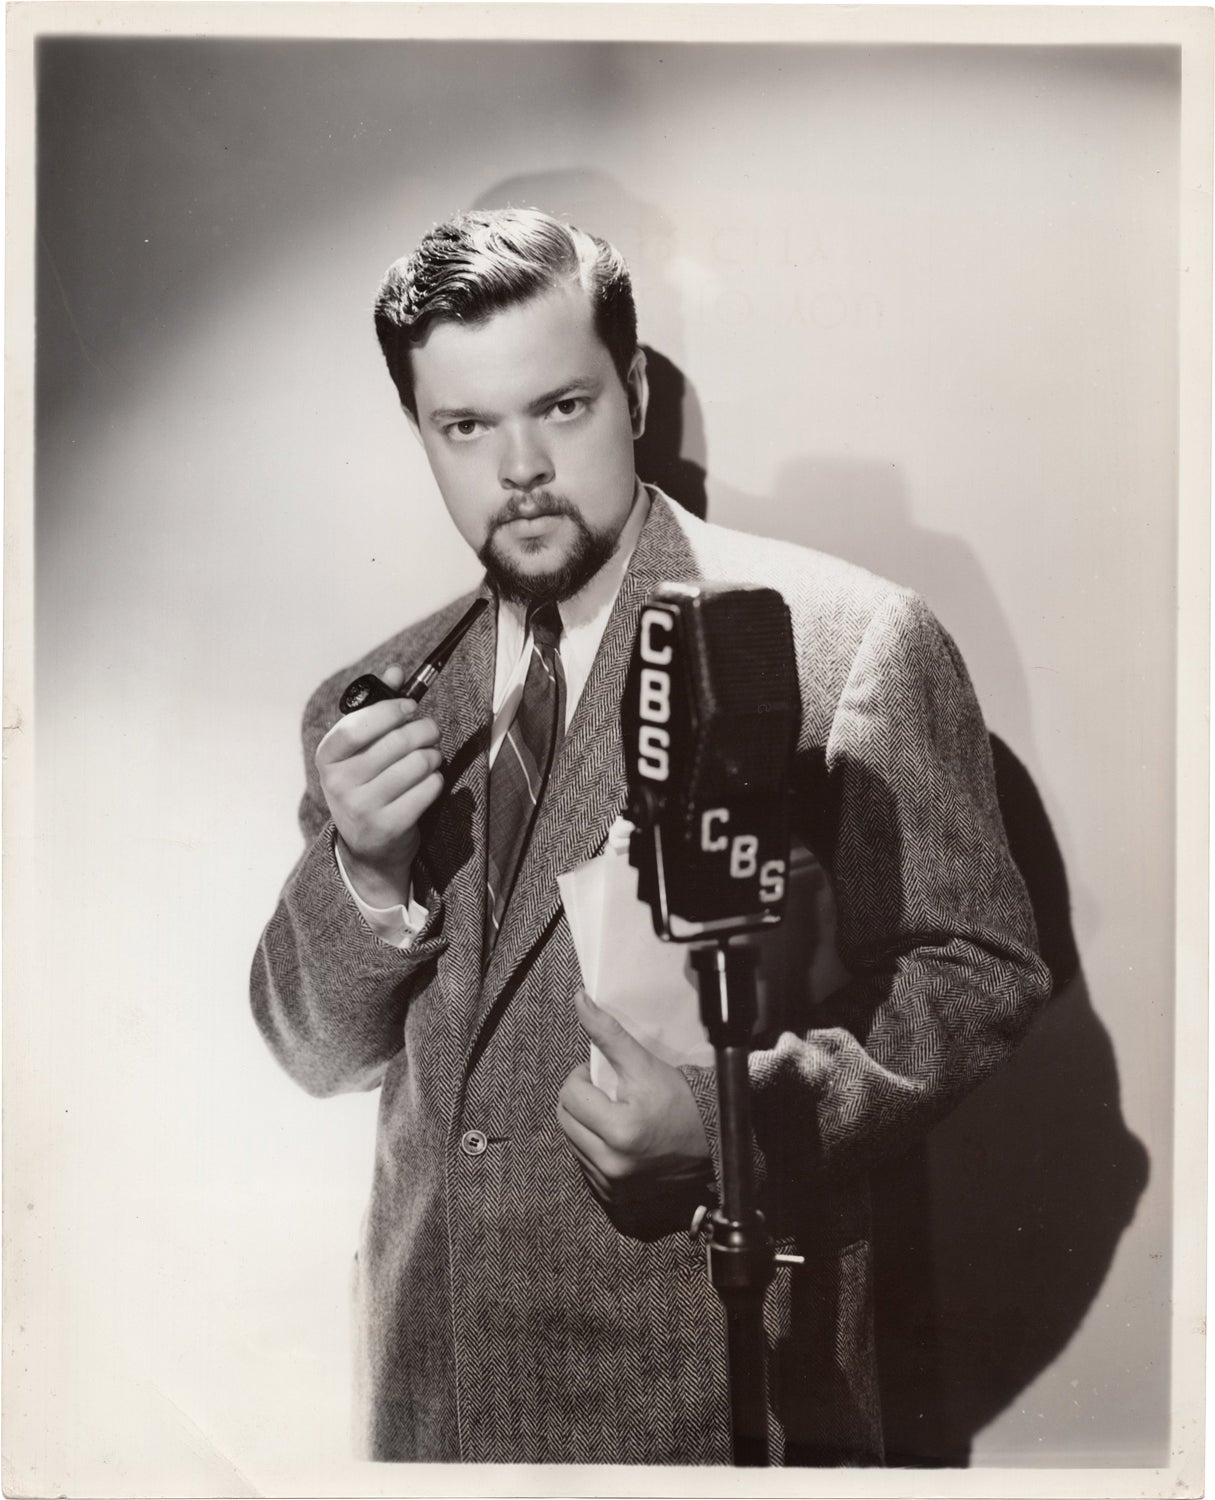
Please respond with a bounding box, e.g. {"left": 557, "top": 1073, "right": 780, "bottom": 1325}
{"left": 680, "top": 584, "right": 800, "bottom": 801}
{"left": 694, "top": 588, "right": 800, "bottom": 715}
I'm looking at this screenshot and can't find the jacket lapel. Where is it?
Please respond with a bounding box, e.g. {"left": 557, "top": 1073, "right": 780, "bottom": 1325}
{"left": 475, "top": 492, "right": 701, "bottom": 1028}
{"left": 415, "top": 584, "right": 496, "bottom": 1008}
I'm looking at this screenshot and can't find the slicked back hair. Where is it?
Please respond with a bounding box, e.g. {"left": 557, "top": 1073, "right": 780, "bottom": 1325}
{"left": 374, "top": 208, "right": 639, "bottom": 418}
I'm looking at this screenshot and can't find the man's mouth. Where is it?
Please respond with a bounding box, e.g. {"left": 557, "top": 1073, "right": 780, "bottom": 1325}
{"left": 495, "top": 491, "right": 573, "bottom": 524}
{"left": 502, "top": 513, "right": 565, "bottom": 534}
{"left": 491, "top": 494, "right": 575, "bottom": 543}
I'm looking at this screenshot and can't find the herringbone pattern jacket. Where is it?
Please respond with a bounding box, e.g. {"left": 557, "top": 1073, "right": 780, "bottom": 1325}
{"left": 251, "top": 489, "right": 1050, "bottom": 1464}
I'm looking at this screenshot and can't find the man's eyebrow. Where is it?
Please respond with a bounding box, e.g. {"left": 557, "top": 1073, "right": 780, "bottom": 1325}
{"left": 427, "top": 403, "right": 490, "bottom": 426}
{"left": 526, "top": 377, "right": 600, "bottom": 413}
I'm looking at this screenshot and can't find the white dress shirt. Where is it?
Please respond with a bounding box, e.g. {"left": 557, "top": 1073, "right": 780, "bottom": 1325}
{"left": 336, "top": 482, "right": 650, "bottom": 947}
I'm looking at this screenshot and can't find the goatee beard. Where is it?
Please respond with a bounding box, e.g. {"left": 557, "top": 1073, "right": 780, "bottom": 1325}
{"left": 478, "top": 498, "right": 619, "bottom": 606}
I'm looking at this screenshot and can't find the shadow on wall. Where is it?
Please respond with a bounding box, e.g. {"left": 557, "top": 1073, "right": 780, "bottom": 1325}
{"left": 634, "top": 346, "right": 709, "bottom": 521}
{"left": 873, "top": 977, "right": 1151, "bottom": 1464}
{"left": 870, "top": 738, "right": 1149, "bottom": 1465}
{"left": 466, "top": 169, "right": 1149, "bottom": 1464}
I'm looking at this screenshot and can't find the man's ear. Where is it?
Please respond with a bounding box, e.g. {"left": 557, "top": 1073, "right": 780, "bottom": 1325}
{"left": 626, "top": 348, "right": 649, "bottom": 440}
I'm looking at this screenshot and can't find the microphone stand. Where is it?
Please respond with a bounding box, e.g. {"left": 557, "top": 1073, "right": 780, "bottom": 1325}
{"left": 643, "top": 824, "right": 801, "bottom": 1466}
{"left": 690, "top": 941, "right": 774, "bottom": 1468}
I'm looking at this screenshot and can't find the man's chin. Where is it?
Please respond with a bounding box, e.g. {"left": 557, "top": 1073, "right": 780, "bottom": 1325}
{"left": 480, "top": 528, "right": 616, "bottom": 606}
{"left": 484, "top": 556, "right": 579, "bottom": 607}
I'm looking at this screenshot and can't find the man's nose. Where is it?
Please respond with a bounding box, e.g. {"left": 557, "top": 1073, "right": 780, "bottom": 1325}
{"left": 498, "top": 425, "right": 554, "bottom": 492}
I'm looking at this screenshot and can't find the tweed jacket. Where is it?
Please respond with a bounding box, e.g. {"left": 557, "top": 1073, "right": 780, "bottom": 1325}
{"left": 252, "top": 488, "right": 1050, "bottom": 1465}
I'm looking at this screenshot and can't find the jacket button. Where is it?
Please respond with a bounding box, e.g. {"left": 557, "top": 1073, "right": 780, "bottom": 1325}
{"left": 460, "top": 1129, "right": 488, "bottom": 1157}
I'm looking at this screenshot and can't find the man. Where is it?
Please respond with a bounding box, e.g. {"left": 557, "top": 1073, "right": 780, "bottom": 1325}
{"left": 251, "top": 208, "right": 1050, "bottom": 1465}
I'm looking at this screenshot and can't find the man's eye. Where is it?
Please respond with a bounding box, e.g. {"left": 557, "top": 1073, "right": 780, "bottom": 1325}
{"left": 551, "top": 398, "right": 585, "bottom": 419}
{"left": 448, "top": 419, "right": 482, "bottom": 439}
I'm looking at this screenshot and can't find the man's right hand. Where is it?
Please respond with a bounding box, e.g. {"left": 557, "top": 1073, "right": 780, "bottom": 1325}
{"left": 315, "top": 664, "right": 445, "bottom": 909}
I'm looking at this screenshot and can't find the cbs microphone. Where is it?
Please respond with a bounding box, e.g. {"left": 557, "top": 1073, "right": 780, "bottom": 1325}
{"left": 620, "top": 582, "right": 801, "bottom": 941}
{"left": 620, "top": 581, "right": 803, "bottom": 1467}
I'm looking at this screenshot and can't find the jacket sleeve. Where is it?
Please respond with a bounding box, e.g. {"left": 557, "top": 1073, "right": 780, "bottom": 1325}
{"left": 250, "top": 678, "right": 448, "bottom": 1098}
{"left": 683, "top": 590, "right": 1051, "bottom": 1199}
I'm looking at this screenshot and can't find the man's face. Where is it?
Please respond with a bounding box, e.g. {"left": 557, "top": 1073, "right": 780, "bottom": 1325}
{"left": 409, "top": 282, "right": 648, "bottom": 605}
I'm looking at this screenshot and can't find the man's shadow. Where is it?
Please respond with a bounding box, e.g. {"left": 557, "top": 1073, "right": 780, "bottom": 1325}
{"left": 634, "top": 347, "right": 709, "bottom": 521}
{"left": 869, "top": 739, "right": 1148, "bottom": 1464}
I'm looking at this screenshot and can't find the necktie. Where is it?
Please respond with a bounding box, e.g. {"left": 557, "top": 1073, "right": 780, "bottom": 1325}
{"left": 486, "top": 601, "right": 567, "bottom": 947}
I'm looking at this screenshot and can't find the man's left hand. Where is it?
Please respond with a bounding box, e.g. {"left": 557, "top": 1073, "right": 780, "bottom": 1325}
{"left": 557, "top": 989, "right": 714, "bottom": 1240}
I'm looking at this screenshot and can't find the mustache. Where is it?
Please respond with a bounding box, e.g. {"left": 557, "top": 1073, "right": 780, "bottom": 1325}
{"left": 490, "top": 491, "right": 578, "bottom": 529}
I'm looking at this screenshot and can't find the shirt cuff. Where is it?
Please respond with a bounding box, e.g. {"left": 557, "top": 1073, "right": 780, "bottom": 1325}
{"left": 333, "top": 840, "right": 430, "bottom": 950}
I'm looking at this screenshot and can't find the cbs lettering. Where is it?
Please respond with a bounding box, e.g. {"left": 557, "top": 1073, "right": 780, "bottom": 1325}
{"left": 635, "top": 607, "right": 786, "bottom": 904}
{"left": 635, "top": 608, "right": 675, "bottom": 782}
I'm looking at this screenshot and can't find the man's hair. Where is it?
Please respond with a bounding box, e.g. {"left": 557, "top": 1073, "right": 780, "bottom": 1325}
{"left": 373, "top": 208, "right": 638, "bottom": 418}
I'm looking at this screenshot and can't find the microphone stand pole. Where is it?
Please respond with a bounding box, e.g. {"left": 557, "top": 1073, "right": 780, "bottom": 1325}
{"left": 691, "top": 941, "right": 772, "bottom": 1467}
